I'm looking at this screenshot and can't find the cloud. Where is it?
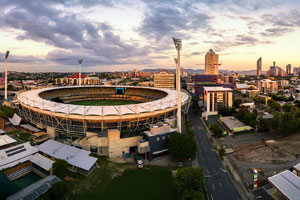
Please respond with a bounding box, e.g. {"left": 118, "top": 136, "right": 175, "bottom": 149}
{"left": 0, "top": 0, "right": 151, "bottom": 68}
{"left": 139, "top": 1, "right": 212, "bottom": 42}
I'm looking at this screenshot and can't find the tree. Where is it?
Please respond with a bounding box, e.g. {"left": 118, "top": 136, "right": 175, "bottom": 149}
{"left": 287, "top": 94, "right": 294, "bottom": 102}
{"left": 168, "top": 133, "right": 197, "bottom": 160}
{"left": 282, "top": 104, "right": 295, "bottom": 112}
{"left": 53, "top": 159, "right": 68, "bottom": 178}
{"left": 181, "top": 190, "right": 205, "bottom": 200}
{"left": 233, "top": 99, "right": 243, "bottom": 108}
{"left": 268, "top": 100, "right": 281, "bottom": 111}
{"left": 295, "top": 100, "right": 300, "bottom": 108}
{"left": 175, "top": 167, "right": 204, "bottom": 198}
{"left": 48, "top": 182, "right": 66, "bottom": 199}
{"left": 209, "top": 124, "right": 223, "bottom": 137}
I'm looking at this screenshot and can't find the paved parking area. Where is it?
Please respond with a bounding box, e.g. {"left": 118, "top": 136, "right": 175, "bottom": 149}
{"left": 220, "top": 132, "right": 273, "bottom": 148}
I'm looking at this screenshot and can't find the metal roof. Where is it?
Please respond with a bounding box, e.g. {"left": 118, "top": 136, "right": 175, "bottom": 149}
{"left": 268, "top": 170, "right": 300, "bottom": 200}
{"left": 0, "top": 135, "right": 16, "bottom": 147}
{"left": 17, "top": 86, "right": 189, "bottom": 116}
{"left": 37, "top": 140, "right": 97, "bottom": 171}
{"left": 0, "top": 142, "right": 39, "bottom": 170}
{"left": 30, "top": 153, "right": 54, "bottom": 171}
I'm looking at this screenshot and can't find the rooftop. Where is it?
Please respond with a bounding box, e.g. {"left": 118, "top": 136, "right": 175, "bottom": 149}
{"left": 203, "top": 87, "right": 233, "bottom": 92}
{"left": 0, "top": 142, "right": 39, "bottom": 170}
{"left": 37, "top": 140, "right": 97, "bottom": 171}
{"left": 0, "top": 135, "right": 16, "bottom": 147}
{"left": 220, "top": 116, "right": 252, "bottom": 131}
{"left": 268, "top": 170, "right": 300, "bottom": 200}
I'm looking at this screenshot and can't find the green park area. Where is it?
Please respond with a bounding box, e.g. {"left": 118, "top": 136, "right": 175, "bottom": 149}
{"left": 42, "top": 158, "right": 175, "bottom": 200}
{"left": 69, "top": 100, "right": 139, "bottom": 106}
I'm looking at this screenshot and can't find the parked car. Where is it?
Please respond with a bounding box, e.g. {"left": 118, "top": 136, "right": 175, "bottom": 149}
{"left": 134, "top": 154, "right": 143, "bottom": 168}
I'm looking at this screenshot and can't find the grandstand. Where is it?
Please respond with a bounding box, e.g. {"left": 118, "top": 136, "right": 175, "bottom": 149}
{"left": 14, "top": 86, "right": 190, "bottom": 139}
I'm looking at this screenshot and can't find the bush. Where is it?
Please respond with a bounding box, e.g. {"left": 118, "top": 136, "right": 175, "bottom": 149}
{"left": 219, "top": 149, "right": 226, "bottom": 159}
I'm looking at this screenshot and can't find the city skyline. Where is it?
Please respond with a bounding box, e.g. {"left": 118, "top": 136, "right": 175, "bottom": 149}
{"left": 1, "top": 0, "right": 300, "bottom": 72}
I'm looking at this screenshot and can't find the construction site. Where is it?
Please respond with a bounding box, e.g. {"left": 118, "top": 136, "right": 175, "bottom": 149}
{"left": 228, "top": 133, "right": 300, "bottom": 191}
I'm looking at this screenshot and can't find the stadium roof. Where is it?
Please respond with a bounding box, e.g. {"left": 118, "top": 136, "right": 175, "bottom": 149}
{"left": 268, "top": 170, "right": 300, "bottom": 200}
{"left": 37, "top": 140, "right": 97, "bottom": 171}
{"left": 17, "top": 86, "right": 189, "bottom": 116}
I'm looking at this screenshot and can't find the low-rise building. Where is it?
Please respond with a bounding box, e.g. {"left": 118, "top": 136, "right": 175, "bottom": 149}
{"left": 141, "top": 124, "right": 176, "bottom": 160}
{"left": 235, "top": 83, "right": 249, "bottom": 91}
{"left": 37, "top": 140, "right": 97, "bottom": 175}
{"left": 246, "top": 90, "right": 260, "bottom": 98}
{"left": 219, "top": 116, "right": 253, "bottom": 135}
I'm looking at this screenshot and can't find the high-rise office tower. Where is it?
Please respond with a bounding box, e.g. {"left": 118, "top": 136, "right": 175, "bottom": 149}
{"left": 286, "top": 64, "right": 291, "bottom": 76}
{"left": 257, "top": 57, "right": 262, "bottom": 76}
{"left": 205, "top": 49, "right": 219, "bottom": 75}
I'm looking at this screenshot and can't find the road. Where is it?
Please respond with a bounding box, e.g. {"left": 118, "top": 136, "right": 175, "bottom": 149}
{"left": 189, "top": 111, "right": 242, "bottom": 200}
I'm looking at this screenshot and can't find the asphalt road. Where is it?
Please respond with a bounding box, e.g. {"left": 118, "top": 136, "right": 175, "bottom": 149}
{"left": 189, "top": 111, "right": 242, "bottom": 200}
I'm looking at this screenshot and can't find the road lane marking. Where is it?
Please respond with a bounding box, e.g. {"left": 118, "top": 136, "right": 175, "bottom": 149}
{"left": 212, "top": 183, "right": 215, "bottom": 190}
{"left": 219, "top": 182, "right": 223, "bottom": 189}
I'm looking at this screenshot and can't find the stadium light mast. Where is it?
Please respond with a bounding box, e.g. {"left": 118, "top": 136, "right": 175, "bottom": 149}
{"left": 78, "top": 59, "right": 83, "bottom": 86}
{"left": 173, "top": 37, "right": 182, "bottom": 133}
{"left": 4, "top": 50, "right": 9, "bottom": 101}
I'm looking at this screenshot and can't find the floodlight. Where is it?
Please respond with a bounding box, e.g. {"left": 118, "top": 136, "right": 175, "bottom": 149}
{"left": 5, "top": 50, "right": 9, "bottom": 59}
{"left": 174, "top": 58, "right": 178, "bottom": 64}
{"left": 172, "top": 37, "right": 182, "bottom": 50}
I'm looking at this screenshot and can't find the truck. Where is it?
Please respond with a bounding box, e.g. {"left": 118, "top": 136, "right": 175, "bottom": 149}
{"left": 134, "top": 154, "right": 143, "bottom": 168}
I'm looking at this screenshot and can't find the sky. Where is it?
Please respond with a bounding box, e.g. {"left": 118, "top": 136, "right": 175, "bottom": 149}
{"left": 0, "top": 0, "right": 300, "bottom": 72}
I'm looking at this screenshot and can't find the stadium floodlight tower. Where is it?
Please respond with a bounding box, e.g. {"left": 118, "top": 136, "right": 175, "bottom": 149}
{"left": 78, "top": 59, "right": 83, "bottom": 86}
{"left": 4, "top": 50, "right": 9, "bottom": 101}
{"left": 172, "top": 37, "right": 182, "bottom": 133}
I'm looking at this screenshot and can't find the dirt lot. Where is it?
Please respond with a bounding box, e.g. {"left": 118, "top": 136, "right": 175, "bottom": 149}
{"left": 233, "top": 134, "right": 300, "bottom": 164}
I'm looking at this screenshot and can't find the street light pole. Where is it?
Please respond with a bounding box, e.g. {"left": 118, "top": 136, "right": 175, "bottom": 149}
{"left": 173, "top": 37, "right": 182, "bottom": 133}
{"left": 78, "top": 59, "right": 83, "bottom": 86}
{"left": 4, "top": 51, "right": 9, "bottom": 101}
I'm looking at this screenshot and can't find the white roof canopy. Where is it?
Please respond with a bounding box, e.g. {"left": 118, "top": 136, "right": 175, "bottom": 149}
{"left": 268, "top": 170, "right": 300, "bottom": 200}
{"left": 17, "top": 86, "right": 189, "bottom": 116}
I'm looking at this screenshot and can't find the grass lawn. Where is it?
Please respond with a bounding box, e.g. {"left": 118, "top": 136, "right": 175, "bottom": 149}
{"left": 42, "top": 158, "right": 175, "bottom": 200}
{"left": 99, "top": 168, "right": 173, "bottom": 200}
{"left": 6, "top": 130, "right": 23, "bottom": 135}
{"left": 12, "top": 132, "right": 32, "bottom": 143}
{"left": 69, "top": 100, "right": 139, "bottom": 106}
